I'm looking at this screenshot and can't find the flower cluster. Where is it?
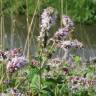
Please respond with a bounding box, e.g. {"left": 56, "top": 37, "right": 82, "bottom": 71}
{"left": 54, "top": 27, "right": 70, "bottom": 40}
{"left": 62, "top": 67, "right": 69, "bottom": 74}
{"left": 69, "top": 76, "right": 92, "bottom": 90}
{"left": 38, "top": 7, "right": 57, "bottom": 43}
{"left": 0, "top": 50, "right": 7, "bottom": 60}
{"left": 47, "top": 57, "right": 61, "bottom": 68}
{"left": 0, "top": 88, "right": 24, "bottom": 96}
{"left": 0, "top": 48, "right": 28, "bottom": 73}
{"left": 59, "top": 40, "right": 83, "bottom": 49}
{"left": 31, "top": 59, "right": 39, "bottom": 67}
{"left": 8, "top": 88, "right": 24, "bottom": 96}
{"left": 54, "top": 15, "right": 74, "bottom": 41}
{"left": 5, "top": 48, "right": 23, "bottom": 59}
{"left": 0, "top": 48, "right": 23, "bottom": 61}
{"left": 7, "top": 56, "right": 28, "bottom": 73}
{"left": 41, "top": 7, "right": 57, "bottom": 31}
{"left": 62, "top": 15, "right": 74, "bottom": 29}
{"left": 56, "top": 40, "right": 83, "bottom": 64}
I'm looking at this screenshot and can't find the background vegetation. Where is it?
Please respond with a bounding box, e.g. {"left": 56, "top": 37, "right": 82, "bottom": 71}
{"left": 0, "top": 0, "right": 96, "bottom": 24}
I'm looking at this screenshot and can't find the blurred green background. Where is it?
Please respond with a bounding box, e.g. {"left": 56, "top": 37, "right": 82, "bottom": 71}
{"left": 0, "top": 0, "right": 96, "bottom": 24}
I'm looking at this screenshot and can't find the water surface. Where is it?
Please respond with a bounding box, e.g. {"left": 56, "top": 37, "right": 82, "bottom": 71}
{"left": 1, "top": 16, "right": 96, "bottom": 59}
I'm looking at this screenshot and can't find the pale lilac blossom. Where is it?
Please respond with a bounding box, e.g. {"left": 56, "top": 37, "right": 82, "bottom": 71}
{"left": 39, "top": 7, "right": 57, "bottom": 40}
{"left": 60, "top": 40, "right": 83, "bottom": 49}
{"left": 9, "top": 88, "right": 24, "bottom": 96}
{"left": 7, "top": 56, "right": 28, "bottom": 72}
{"left": 3, "top": 48, "right": 23, "bottom": 60}
{"left": 62, "top": 15, "right": 74, "bottom": 29}
{"left": 54, "top": 15, "right": 74, "bottom": 41}
{"left": 54, "top": 27, "right": 69, "bottom": 40}
{"left": 57, "top": 40, "right": 83, "bottom": 64}
{"left": 69, "top": 76, "right": 90, "bottom": 90}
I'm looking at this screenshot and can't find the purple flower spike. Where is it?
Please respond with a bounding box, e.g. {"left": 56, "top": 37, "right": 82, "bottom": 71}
{"left": 39, "top": 7, "right": 57, "bottom": 40}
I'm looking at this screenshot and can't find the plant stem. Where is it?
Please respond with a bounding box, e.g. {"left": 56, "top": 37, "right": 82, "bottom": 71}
{"left": 61, "top": 0, "right": 63, "bottom": 27}
{"left": 26, "top": 0, "right": 30, "bottom": 60}
{"left": 0, "top": 0, "right": 3, "bottom": 50}
{"left": 11, "top": 12, "right": 16, "bottom": 48}
{"left": 23, "top": 0, "right": 39, "bottom": 56}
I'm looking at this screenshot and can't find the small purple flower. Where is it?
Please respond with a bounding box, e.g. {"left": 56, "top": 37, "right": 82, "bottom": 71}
{"left": 31, "top": 59, "right": 39, "bottom": 67}
{"left": 7, "top": 56, "right": 28, "bottom": 73}
{"left": 59, "top": 40, "right": 83, "bottom": 49}
{"left": 0, "top": 51, "right": 7, "bottom": 60}
{"left": 63, "top": 67, "right": 69, "bottom": 74}
{"left": 4, "top": 48, "right": 23, "bottom": 60}
{"left": 54, "top": 27, "right": 69, "bottom": 40}
{"left": 62, "top": 15, "right": 74, "bottom": 29}
{"left": 10, "top": 88, "right": 23, "bottom": 96}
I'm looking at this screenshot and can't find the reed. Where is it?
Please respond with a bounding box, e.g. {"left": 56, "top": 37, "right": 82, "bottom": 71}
{"left": 0, "top": 0, "right": 3, "bottom": 50}
{"left": 23, "top": 0, "right": 39, "bottom": 57}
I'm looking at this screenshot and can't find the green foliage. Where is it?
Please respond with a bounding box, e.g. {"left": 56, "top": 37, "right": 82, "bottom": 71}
{"left": 1, "top": 0, "right": 96, "bottom": 24}
{"left": 73, "top": 55, "right": 81, "bottom": 64}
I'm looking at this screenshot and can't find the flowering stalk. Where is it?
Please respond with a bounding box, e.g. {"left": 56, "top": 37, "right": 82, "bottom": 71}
{"left": 52, "top": 15, "right": 83, "bottom": 65}
{"left": 38, "top": 7, "right": 57, "bottom": 47}
{"left": 53, "top": 15, "right": 74, "bottom": 42}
